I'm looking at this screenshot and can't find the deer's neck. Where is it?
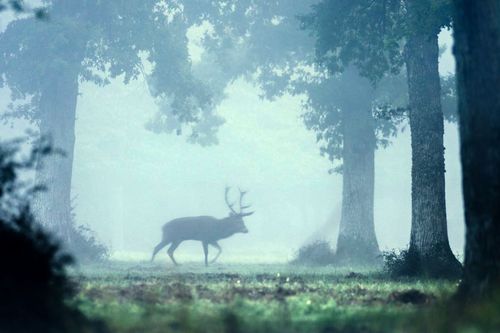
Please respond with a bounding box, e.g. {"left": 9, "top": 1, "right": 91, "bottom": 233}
{"left": 214, "top": 218, "right": 237, "bottom": 239}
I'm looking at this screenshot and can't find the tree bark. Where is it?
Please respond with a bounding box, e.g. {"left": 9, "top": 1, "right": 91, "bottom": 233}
{"left": 452, "top": 0, "right": 500, "bottom": 298}
{"left": 33, "top": 68, "right": 80, "bottom": 243}
{"left": 405, "top": 32, "right": 461, "bottom": 277}
{"left": 335, "top": 69, "right": 380, "bottom": 265}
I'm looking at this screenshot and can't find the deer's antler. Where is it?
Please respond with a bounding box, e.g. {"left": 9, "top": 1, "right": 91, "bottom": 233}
{"left": 238, "top": 188, "right": 254, "bottom": 216}
{"left": 225, "top": 186, "right": 238, "bottom": 214}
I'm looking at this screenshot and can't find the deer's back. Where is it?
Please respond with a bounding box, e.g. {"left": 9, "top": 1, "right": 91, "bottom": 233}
{"left": 162, "top": 216, "right": 220, "bottom": 241}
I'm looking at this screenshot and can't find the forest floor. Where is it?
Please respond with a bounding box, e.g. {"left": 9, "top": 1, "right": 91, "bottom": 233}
{"left": 70, "top": 261, "right": 498, "bottom": 333}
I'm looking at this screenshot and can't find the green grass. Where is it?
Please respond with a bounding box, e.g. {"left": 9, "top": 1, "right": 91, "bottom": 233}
{"left": 68, "top": 261, "right": 496, "bottom": 333}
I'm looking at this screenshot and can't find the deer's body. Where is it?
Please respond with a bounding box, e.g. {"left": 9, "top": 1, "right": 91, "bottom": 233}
{"left": 151, "top": 188, "right": 253, "bottom": 266}
{"left": 162, "top": 216, "right": 246, "bottom": 241}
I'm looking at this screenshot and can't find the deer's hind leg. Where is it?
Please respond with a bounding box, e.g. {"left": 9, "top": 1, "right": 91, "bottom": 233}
{"left": 167, "top": 240, "right": 181, "bottom": 266}
{"left": 209, "top": 242, "right": 222, "bottom": 264}
{"left": 202, "top": 241, "right": 209, "bottom": 267}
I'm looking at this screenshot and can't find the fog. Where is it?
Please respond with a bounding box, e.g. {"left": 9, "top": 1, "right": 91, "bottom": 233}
{"left": 0, "top": 11, "right": 463, "bottom": 263}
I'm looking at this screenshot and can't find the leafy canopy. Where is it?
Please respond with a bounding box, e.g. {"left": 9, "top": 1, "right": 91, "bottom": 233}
{"left": 0, "top": 0, "right": 221, "bottom": 145}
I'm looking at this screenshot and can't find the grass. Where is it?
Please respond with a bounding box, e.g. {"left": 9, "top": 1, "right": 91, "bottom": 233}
{"left": 68, "top": 261, "right": 496, "bottom": 333}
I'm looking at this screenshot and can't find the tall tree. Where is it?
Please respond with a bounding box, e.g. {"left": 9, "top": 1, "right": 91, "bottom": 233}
{"left": 0, "top": 0, "right": 218, "bottom": 242}
{"left": 332, "top": 69, "right": 379, "bottom": 262}
{"left": 452, "top": 0, "right": 500, "bottom": 298}
{"left": 305, "top": 0, "right": 461, "bottom": 276}
{"left": 404, "top": 0, "right": 461, "bottom": 277}
{"left": 302, "top": 69, "right": 408, "bottom": 264}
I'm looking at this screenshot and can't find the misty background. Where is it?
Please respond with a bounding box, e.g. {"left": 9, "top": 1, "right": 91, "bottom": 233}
{"left": 0, "top": 14, "right": 462, "bottom": 261}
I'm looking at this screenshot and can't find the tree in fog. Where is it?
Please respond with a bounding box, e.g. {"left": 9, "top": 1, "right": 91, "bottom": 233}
{"left": 0, "top": 0, "right": 219, "bottom": 242}
{"left": 305, "top": 0, "right": 461, "bottom": 276}
{"left": 403, "top": 0, "right": 461, "bottom": 276}
{"left": 309, "top": 70, "right": 381, "bottom": 262}
{"left": 179, "top": 0, "right": 411, "bottom": 264}
{"left": 452, "top": 0, "right": 500, "bottom": 298}
{"left": 303, "top": 70, "right": 409, "bottom": 264}
{"left": 182, "top": 0, "right": 381, "bottom": 263}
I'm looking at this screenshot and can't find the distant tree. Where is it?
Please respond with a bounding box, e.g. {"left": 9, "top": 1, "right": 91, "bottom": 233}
{"left": 303, "top": 70, "right": 409, "bottom": 264}
{"left": 452, "top": 0, "right": 500, "bottom": 298}
{"left": 0, "top": 0, "right": 220, "bottom": 243}
{"left": 326, "top": 69, "right": 380, "bottom": 262}
{"left": 304, "top": 0, "right": 461, "bottom": 276}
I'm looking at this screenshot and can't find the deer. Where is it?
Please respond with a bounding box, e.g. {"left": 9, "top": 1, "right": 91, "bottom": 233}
{"left": 151, "top": 187, "right": 254, "bottom": 266}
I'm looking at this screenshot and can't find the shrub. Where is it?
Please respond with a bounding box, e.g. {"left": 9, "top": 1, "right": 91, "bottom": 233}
{"left": 383, "top": 247, "right": 462, "bottom": 279}
{"left": 66, "top": 209, "right": 109, "bottom": 264}
{"left": 383, "top": 249, "right": 421, "bottom": 278}
{"left": 291, "top": 240, "right": 336, "bottom": 265}
{"left": 0, "top": 138, "right": 107, "bottom": 332}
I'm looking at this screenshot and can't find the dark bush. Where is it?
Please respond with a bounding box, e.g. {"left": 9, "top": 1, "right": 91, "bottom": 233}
{"left": 290, "top": 240, "right": 336, "bottom": 265}
{"left": 383, "top": 247, "right": 462, "bottom": 279}
{"left": 383, "top": 249, "right": 420, "bottom": 277}
{"left": 66, "top": 209, "right": 109, "bottom": 264}
{"left": 1, "top": 206, "right": 70, "bottom": 332}
{"left": 0, "top": 138, "right": 107, "bottom": 332}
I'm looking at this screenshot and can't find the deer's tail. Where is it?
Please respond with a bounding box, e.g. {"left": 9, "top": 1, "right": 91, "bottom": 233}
{"left": 151, "top": 239, "right": 169, "bottom": 262}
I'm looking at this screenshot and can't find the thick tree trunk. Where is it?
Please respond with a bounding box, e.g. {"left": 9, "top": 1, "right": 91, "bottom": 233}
{"left": 452, "top": 0, "right": 500, "bottom": 298}
{"left": 33, "top": 69, "right": 79, "bottom": 243}
{"left": 405, "top": 32, "right": 461, "bottom": 277}
{"left": 335, "top": 70, "right": 380, "bottom": 265}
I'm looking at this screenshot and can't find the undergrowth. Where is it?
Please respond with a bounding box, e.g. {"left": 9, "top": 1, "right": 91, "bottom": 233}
{"left": 383, "top": 247, "right": 462, "bottom": 279}
{"left": 290, "top": 241, "right": 336, "bottom": 266}
{"left": 0, "top": 138, "right": 107, "bottom": 333}
{"left": 71, "top": 262, "right": 468, "bottom": 333}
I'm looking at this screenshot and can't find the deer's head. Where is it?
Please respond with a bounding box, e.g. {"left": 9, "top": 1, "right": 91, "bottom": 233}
{"left": 224, "top": 186, "right": 254, "bottom": 234}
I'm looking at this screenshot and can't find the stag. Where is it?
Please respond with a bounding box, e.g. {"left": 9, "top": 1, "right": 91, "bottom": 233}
{"left": 151, "top": 187, "right": 254, "bottom": 266}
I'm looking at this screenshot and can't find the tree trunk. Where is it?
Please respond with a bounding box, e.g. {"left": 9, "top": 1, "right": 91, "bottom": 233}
{"left": 405, "top": 32, "right": 462, "bottom": 277}
{"left": 33, "top": 69, "right": 80, "bottom": 243}
{"left": 452, "top": 0, "right": 500, "bottom": 298}
{"left": 335, "top": 69, "right": 380, "bottom": 265}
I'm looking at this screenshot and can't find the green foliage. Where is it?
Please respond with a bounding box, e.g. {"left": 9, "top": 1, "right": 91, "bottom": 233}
{"left": 0, "top": 136, "right": 58, "bottom": 213}
{"left": 297, "top": 0, "right": 456, "bottom": 168}
{"left": 383, "top": 247, "right": 462, "bottom": 279}
{"left": 66, "top": 219, "right": 110, "bottom": 264}
{"left": 300, "top": 78, "right": 344, "bottom": 170}
{"left": 301, "top": 0, "right": 406, "bottom": 82}
{"left": 0, "top": 0, "right": 221, "bottom": 144}
{"left": 302, "top": 0, "right": 453, "bottom": 82}
{"left": 412, "top": 292, "right": 500, "bottom": 333}
{"left": 0, "top": 138, "right": 106, "bottom": 332}
{"left": 71, "top": 262, "right": 467, "bottom": 333}
{"left": 155, "top": 1, "right": 411, "bottom": 168}
{"left": 301, "top": 72, "right": 408, "bottom": 170}
{"left": 405, "top": 0, "right": 453, "bottom": 37}
{"left": 383, "top": 249, "right": 421, "bottom": 278}
{"left": 0, "top": 207, "right": 74, "bottom": 332}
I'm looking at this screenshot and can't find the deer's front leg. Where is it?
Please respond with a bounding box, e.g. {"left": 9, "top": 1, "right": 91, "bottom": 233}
{"left": 209, "top": 242, "right": 222, "bottom": 264}
{"left": 202, "top": 241, "right": 209, "bottom": 266}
